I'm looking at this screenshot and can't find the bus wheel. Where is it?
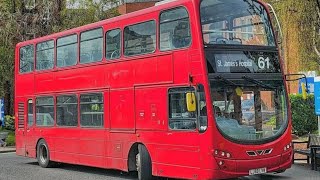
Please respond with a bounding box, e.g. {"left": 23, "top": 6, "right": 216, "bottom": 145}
{"left": 37, "top": 139, "right": 53, "bottom": 168}
{"left": 136, "top": 145, "right": 152, "bottom": 180}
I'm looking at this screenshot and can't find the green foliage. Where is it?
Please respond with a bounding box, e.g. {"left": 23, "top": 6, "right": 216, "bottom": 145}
{"left": 289, "top": 94, "right": 317, "bottom": 136}
{"left": 0, "top": 128, "right": 15, "bottom": 146}
{"left": 56, "top": 0, "right": 120, "bottom": 32}
{"left": 266, "top": 116, "right": 276, "bottom": 126}
{"left": 4, "top": 115, "right": 14, "bottom": 131}
{"left": 265, "top": 0, "right": 320, "bottom": 69}
{"left": 5, "top": 131, "right": 15, "bottom": 146}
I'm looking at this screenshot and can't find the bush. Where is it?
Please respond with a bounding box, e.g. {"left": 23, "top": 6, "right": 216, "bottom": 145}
{"left": 290, "top": 94, "right": 317, "bottom": 136}
{"left": 4, "top": 115, "right": 14, "bottom": 131}
{"left": 6, "top": 131, "right": 15, "bottom": 146}
{"left": 266, "top": 116, "right": 276, "bottom": 126}
{"left": 0, "top": 128, "right": 15, "bottom": 146}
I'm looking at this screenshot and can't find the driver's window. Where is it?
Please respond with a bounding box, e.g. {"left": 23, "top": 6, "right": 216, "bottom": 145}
{"left": 168, "top": 87, "right": 197, "bottom": 130}
{"left": 106, "top": 29, "right": 121, "bottom": 60}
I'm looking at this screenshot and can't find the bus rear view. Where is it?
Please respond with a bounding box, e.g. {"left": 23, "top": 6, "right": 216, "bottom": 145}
{"left": 199, "top": 0, "right": 292, "bottom": 179}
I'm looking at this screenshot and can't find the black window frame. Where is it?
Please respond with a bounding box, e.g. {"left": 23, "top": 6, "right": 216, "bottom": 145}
{"left": 27, "top": 99, "right": 34, "bottom": 127}
{"left": 19, "top": 45, "right": 34, "bottom": 73}
{"left": 80, "top": 93, "right": 104, "bottom": 128}
{"left": 36, "top": 40, "right": 55, "bottom": 71}
{"left": 57, "top": 34, "right": 78, "bottom": 68}
{"left": 35, "top": 96, "right": 55, "bottom": 127}
{"left": 159, "top": 6, "right": 192, "bottom": 51}
{"left": 56, "top": 94, "right": 78, "bottom": 127}
{"left": 124, "top": 20, "right": 157, "bottom": 57}
{"left": 106, "top": 28, "right": 122, "bottom": 60}
{"left": 80, "top": 28, "right": 103, "bottom": 64}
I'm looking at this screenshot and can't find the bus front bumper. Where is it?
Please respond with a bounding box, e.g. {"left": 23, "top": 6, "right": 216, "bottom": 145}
{"left": 201, "top": 150, "right": 292, "bottom": 180}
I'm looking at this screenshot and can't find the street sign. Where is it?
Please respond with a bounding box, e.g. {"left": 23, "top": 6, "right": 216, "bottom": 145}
{"left": 0, "top": 98, "right": 4, "bottom": 126}
{"left": 315, "top": 77, "right": 320, "bottom": 115}
{"left": 299, "top": 77, "right": 314, "bottom": 94}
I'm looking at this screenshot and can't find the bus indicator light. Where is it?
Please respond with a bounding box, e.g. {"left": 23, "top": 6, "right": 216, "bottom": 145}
{"left": 214, "top": 149, "right": 232, "bottom": 159}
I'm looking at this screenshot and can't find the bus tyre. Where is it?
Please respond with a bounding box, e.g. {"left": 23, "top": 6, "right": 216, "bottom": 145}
{"left": 136, "top": 145, "right": 152, "bottom": 180}
{"left": 37, "top": 139, "right": 54, "bottom": 168}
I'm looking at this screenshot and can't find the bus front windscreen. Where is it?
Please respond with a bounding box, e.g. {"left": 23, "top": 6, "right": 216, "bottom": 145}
{"left": 209, "top": 75, "right": 288, "bottom": 143}
{"left": 200, "top": 0, "right": 275, "bottom": 46}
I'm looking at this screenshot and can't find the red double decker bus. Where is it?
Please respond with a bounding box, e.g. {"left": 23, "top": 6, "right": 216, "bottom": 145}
{"left": 15, "top": 0, "right": 292, "bottom": 179}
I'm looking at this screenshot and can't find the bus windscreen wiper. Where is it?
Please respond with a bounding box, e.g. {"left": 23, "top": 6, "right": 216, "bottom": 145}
{"left": 215, "top": 75, "right": 238, "bottom": 86}
{"left": 242, "top": 75, "right": 276, "bottom": 90}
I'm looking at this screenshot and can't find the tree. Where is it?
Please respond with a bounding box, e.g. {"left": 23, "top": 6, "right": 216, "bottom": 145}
{"left": 0, "top": 0, "right": 120, "bottom": 115}
{"left": 313, "top": 0, "right": 320, "bottom": 62}
{"left": 56, "top": 0, "right": 119, "bottom": 32}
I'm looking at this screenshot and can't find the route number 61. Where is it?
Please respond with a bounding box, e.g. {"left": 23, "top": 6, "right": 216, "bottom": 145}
{"left": 258, "top": 57, "right": 270, "bottom": 69}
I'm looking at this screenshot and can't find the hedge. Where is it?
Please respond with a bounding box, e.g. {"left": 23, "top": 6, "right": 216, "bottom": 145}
{"left": 289, "top": 94, "right": 317, "bottom": 136}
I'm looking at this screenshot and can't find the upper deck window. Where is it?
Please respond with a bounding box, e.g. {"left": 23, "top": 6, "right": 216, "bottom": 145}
{"left": 20, "top": 45, "right": 34, "bottom": 73}
{"left": 200, "top": 0, "right": 275, "bottom": 46}
{"left": 36, "top": 40, "right": 54, "bottom": 70}
{"left": 57, "top": 34, "right": 78, "bottom": 67}
{"left": 80, "top": 28, "right": 103, "bottom": 64}
{"left": 124, "top": 21, "right": 156, "bottom": 56}
{"left": 160, "top": 7, "right": 191, "bottom": 51}
{"left": 106, "top": 29, "right": 121, "bottom": 60}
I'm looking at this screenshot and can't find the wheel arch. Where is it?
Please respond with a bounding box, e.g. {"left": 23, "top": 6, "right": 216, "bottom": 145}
{"left": 127, "top": 142, "right": 152, "bottom": 172}
{"left": 35, "top": 138, "right": 45, "bottom": 158}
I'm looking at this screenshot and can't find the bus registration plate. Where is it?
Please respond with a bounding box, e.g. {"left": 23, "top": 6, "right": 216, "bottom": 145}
{"left": 249, "top": 167, "right": 267, "bottom": 175}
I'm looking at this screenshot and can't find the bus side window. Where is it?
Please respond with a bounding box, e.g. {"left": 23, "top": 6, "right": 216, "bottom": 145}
{"left": 20, "top": 45, "right": 34, "bottom": 73}
{"left": 168, "top": 87, "right": 197, "bottom": 130}
{"left": 198, "top": 84, "right": 208, "bottom": 132}
{"left": 106, "top": 29, "right": 121, "bottom": 60}
{"left": 160, "top": 7, "right": 191, "bottom": 51}
{"left": 36, "top": 40, "right": 54, "bottom": 71}
{"left": 80, "top": 93, "right": 104, "bottom": 127}
{"left": 27, "top": 99, "right": 34, "bottom": 127}
{"left": 56, "top": 95, "right": 78, "bottom": 127}
{"left": 80, "top": 28, "right": 103, "bottom": 64}
{"left": 36, "top": 97, "right": 54, "bottom": 127}
{"left": 124, "top": 21, "right": 156, "bottom": 56}
{"left": 57, "top": 34, "right": 78, "bottom": 67}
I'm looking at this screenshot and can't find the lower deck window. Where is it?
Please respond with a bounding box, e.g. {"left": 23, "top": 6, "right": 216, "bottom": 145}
{"left": 36, "top": 97, "right": 54, "bottom": 126}
{"left": 57, "top": 95, "right": 78, "bottom": 126}
{"left": 80, "top": 93, "right": 104, "bottom": 127}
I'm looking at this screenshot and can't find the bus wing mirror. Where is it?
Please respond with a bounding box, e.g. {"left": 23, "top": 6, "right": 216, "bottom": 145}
{"left": 285, "top": 73, "right": 309, "bottom": 100}
{"left": 186, "top": 92, "right": 196, "bottom": 112}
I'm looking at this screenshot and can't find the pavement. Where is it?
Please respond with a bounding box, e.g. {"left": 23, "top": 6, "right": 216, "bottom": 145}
{"left": 0, "top": 146, "right": 15, "bottom": 153}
